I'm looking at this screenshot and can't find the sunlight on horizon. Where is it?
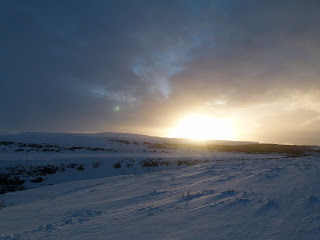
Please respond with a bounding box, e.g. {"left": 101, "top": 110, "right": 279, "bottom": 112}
{"left": 167, "top": 115, "right": 235, "bottom": 141}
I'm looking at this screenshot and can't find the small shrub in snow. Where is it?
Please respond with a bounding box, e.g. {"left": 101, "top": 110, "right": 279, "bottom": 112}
{"left": 68, "top": 163, "right": 77, "bottom": 168}
{"left": 113, "top": 162, "right": 121, "bottom": 168}
{"left": 223, "top": 189, "right": 235, "bottom": 193}
{"left": 92, "top": 162, "right": 101, "bottom": 168}
{"left": 39, "top": 165, "right": 59, "bottom": 175}
{"left": 177, "top": 160, "right": 184, "bottom": 166}
{"left": 76, "top": 164, "right": 85, "bottom": 171}
{"left": 160, "top": 161, "right": 170, "bottom": 166}
{"left": 141, "top": 159, "right": 159, "bottom": 167}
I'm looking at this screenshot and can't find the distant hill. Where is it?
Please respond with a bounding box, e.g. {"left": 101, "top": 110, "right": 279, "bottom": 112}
{"left": 0, "top": 131, "right": 258, "bottom": 147}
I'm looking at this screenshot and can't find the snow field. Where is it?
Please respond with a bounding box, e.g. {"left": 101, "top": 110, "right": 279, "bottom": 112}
{"left": 1, "top": 155, "right": 320, "bottom": 240}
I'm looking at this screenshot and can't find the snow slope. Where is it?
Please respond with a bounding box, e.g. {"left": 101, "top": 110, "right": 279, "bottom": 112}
{"left": 1, "top": 133, "right": 320, "bottom": 239}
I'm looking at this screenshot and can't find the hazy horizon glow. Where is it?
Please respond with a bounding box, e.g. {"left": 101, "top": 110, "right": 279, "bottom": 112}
{"left": 1, "top": 1, "right": 320, "bottom": 145}
{"left": 168, "top": 115, "right": 234, "bottom": 141}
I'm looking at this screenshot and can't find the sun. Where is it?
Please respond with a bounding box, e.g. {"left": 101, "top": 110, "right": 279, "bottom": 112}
{"left": 168, "top": 115, "right": 234, "bottom": 141}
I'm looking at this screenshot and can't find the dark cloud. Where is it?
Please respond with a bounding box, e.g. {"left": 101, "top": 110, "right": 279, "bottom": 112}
{"left": 170, "top": 0, "right": 320, "bottom": 105}
{"left": 1, "top": 0, "right": 320, "bottom": 144}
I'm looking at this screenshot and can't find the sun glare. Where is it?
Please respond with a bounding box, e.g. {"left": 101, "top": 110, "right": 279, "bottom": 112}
{"left": 168, "top": 115, "right": 234, "bottom": 141}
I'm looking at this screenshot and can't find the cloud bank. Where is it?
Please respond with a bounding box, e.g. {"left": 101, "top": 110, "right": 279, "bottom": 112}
{"left": 1, "top": 0, "right": 320, "bottom": 144}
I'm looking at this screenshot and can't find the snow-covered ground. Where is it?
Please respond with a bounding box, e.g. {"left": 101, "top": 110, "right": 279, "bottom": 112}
{"left": 1, "top": 133, "right": 320, "bottom": 239}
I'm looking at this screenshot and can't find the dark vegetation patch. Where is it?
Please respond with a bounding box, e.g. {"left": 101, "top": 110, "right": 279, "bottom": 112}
{"left": 3, "top": 140, "right": 315, "bottom": 156}
{"left": 68, "top": 163, "right": 77, "bottom": 168}
{"left": 76, "top": 164, "right": 85, "bottom": 171}
{"left": 177, "top": 159, "right": 202, "bottom": 166}
{"left": 0, "top": 173, "right": 26, "bottom": 194}
{"left": 113, "top": 162, "right": 122, "bottom": 168}
{"left": 141, "top": 159, "right": 160, "bottom": 167}
{"left": 0, "top": 141, "right": 14, "bottom": 146}
{"left": 110, "top": 139, "right": 131, "bottom": 144}
{"left": 0, "top": 174, "right": 25, "bottom": 186}
{"left": 140, "top": 159, "right": 203, "bottom": 168}
{"left": 126, "top": 163, "right": 133, "bottom": 168}
{"left": 0, "top": 162, "right": 103, "bottom": 194}
{"left": 92, "top": 162, "right": 101, "bottom": 168}
{"left": 113, "top": 159, "right": 136, "bottom": 168}
{"left": 0, "top": 141, "right": 118, "bottom": 153}
{"left": 148, "top": 143, "right": 311, "bottom": 156}
{"left": 35, "top": 165, "right": 60, "bottom": 175}
{"left": 25, "top": 143, "right": 43, "bottom": 148}
{"left": 113, "top": 159, "right": 135, "bottom": 169}
{"left": 42, "top": 148, "right": 58, "bottom": 152}
{"left": 213, "top": 144, "right": 307, "bottom": 155}
{"left": 30, "top": 177, "right": 44, "bottom": 183}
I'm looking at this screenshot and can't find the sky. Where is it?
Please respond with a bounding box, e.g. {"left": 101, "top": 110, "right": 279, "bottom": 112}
{"left": 1, "top": 0, "right": 320, "bottom": 145}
